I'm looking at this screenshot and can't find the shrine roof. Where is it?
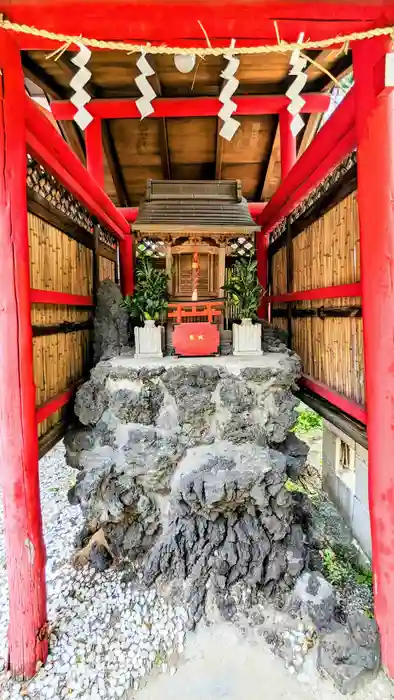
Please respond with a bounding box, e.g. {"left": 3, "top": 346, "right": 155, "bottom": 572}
{"left": 133, "top": 179, "right": 260, "bottom": 234}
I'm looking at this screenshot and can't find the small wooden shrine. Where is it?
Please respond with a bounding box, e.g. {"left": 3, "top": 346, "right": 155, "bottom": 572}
{"left": 133, "top": 179, "right": 259, "bottom": 302}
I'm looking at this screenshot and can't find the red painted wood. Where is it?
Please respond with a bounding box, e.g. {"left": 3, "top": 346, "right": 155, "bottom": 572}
{"left": 24, "top": 96, "right": 129, "bottom": 239}
{"left": 248, "top": 202, "right": 267, "bottom": 219}
{"left": 119, "top": 232, "right": 134, "bottom": 296}
{"left": 31, "top": 289, "right": 94, "bottom": 306}
{"left": 354, "top": 36, "right": 394, "bottom": 676}
{"left": 118, "top": 203, "right": 267, "bottom": 223}
{"left": 279, "top": 108, "right": 297, "bottom": 180}
{"left": 5, "top": 2, "right": 394, "bottom": 50}
{"left": 36, "top": 388, "right": 74, "bottom": 424}
{"left": 51, "top": 94, "right": 330, "bottom": 121}
{"left": 85, "top": 118, "right": 104, "bottom": 189}
{"left": 0, "top": 29, "right": 48, "bottom": 678}
{"left": 172, "top": 322, "right": 220, "bottom": 356}
{"left": 168, "top": 302, "right": 224, "bottom": 324}
{"left": 268, "top": 283, "right": 361, "bottom": 303}
{"left": 118, "top": 207, "right": 139, "bottom": 223}
{"left": 299, "top": 375, "right": 367, "bottom": 424}
{"left": 256, "top": 232, "right": 269, "bottom": 319}
{"left": 259, "top": 88, "right": 356, "bottom": 234}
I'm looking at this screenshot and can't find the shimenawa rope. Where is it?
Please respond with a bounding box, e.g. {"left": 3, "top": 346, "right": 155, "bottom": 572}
{"left": 1, "top": 18, "right": 394, "bottom": 57}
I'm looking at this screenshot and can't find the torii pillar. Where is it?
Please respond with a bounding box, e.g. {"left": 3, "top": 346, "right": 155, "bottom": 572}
{"left": 353, "top": 36, "right": 394, "bottom": 676}
{"left": 0, "top": 31, "right": 48, "bottom": 677}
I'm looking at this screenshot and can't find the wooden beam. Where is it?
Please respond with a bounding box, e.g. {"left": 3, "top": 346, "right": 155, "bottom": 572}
{"left": 102, "top": 120, "right": 130, "bottom": 207}
{"left": 31, "top": 289, "right": 94, "bottom": 306}
{"left": 51, "top": 94, "right": 331, "bottom": 120}
{"left": 272, "top": 305, "right": 362, "bottom": 318}
{"left": 22, "top": 53, "right": 66, "bottom": 100}
{"left": 54, "top": 53, "right": 129, "bottom": 204}
{"left": 259, "top": 87, "right": 356, "bottom": 233}
{"left": 149, "top": 59, "right": 171, "bottom": 180}
{"left": 268, "top": 282, "right": 361, "bottom": 304}
{"left": 261, "top": 121, "right": 281, "bottom": 201}
{"left": 215, "top": 118, "right": 224, "bottom": 180}
{"left": 0, "top": 30, "right": 48, "bottom": 678}
{"left": 25, "top": 95, "right": 129, "bottom": 238}
{"left": 22, "top": 53, "right": 85, "bottom": 163}
{"left": 297, "top": 387, "right": 367, "bottom": 449}
{"left": 299, "top": 50, "right": 353, "bottom": 157}
{"left": 159, "top": 118, "right": 171, "bottom": 180}
{"left": 32, "top": 320, "right": 93, "bottom": 337}
{"left": 86, "top": 118, "right": 105, "bottom": 188}
{"left": 6, "top": 4, "right": 394, "bottom": 50}
{"left": 309, "top": 52, "right": 353, "bottom": 93}
{"left": 298, "top": 113, "right": 323, "bottom": 158}
{"left": 299, "top": 375, "right": 366, "bottom": 425}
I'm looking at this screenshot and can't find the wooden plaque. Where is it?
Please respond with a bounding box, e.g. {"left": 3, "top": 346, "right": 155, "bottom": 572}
{"left": 172, "top": 322, "right": 220, "bottom": 357}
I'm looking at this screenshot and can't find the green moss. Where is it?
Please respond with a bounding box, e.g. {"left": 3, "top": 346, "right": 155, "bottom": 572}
{"left": 293, "top": 408, "right": 323, "bottom": 435}
{"left": 322, "top": 545, "right": 373, "bottom": 616}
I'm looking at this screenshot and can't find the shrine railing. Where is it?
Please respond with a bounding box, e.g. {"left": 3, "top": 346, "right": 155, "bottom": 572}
{"left": 167, "top": 301, "right": 224, "bottom": 324}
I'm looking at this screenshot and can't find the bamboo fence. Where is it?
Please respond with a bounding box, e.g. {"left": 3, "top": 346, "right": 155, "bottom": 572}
{"left": 28, "top": 212, "right": 94, "bottom": 438}
{"left": 270, "top": 192, "right": 364, "bottom": 404}
{"left": 99, "top": 256, "right": 116, "bottom": 282}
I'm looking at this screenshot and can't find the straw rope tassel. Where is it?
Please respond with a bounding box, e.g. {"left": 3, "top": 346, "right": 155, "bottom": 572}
{"left": 286, "top": 33, "right": 308, "bottom": 137}
{"left": 135, "top": 52, "right": 156, "bottom": 119}
{"left": 218, "top": 39, "right": 240, "bottom": 141}
{"left": 70, "top": 44, "right": 93, "bottom": 131}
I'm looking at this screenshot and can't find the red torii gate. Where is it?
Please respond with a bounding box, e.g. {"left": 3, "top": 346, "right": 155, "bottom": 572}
{"left": 1, "top": 0, "right": 394, "bottom": 681}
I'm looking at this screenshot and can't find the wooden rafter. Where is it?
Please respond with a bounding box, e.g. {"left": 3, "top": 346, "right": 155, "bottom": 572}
{"left": 260, "top": 120, "right": 281, "bottom": 201}
{"left": 146, "top": 57, "right": 171, "bottom": 180}
{"left": 215, "top": 120, "right": 224, "bottom": 180}
{"left": 102, "top": 120, "right": 130, "bottom": 206}
{"left": 21, "top": 52, "right": 86, "bottom": 163}
{"left": 260, "top": 50, "right": 352, "bottom": 199}
{"left": 299, "top": 50, "right": 353, "bottom": 157}
{"left": 55, "top": 52, "right": 130, "bottom": 205}
{"left": 51, "top": 93, "right": 330, "bottom": 120}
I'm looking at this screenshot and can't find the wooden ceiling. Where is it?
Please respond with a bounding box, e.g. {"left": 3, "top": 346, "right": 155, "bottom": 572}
{"left": 23, "top": 48, "right": 351, "bottom": 206}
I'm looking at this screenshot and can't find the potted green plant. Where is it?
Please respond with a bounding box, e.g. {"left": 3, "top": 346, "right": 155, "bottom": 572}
{"left": 122, "top": 253, "right": 168, "bottom": 358}
{"left": 222, "top": 255, "right": 264, "bottom": 356}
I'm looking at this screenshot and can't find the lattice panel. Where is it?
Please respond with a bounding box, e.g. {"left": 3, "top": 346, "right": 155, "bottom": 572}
{"left": 26, "top": 154, "right": 117, "bottom": 249}
{"left": 136, "top": 238, "right": 166, "bottom": 257}
{"left": 228, "top": 236, "right": 255, "bottom": 256}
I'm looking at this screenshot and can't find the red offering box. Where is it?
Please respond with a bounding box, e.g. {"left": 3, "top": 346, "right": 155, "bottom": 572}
{"left": 172, "top": 322, "right": 220, "bottom": 357}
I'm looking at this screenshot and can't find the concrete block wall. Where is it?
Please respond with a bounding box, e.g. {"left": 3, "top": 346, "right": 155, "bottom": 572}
{"left": 322, "top": 421, "right": 371, "bottom": 558}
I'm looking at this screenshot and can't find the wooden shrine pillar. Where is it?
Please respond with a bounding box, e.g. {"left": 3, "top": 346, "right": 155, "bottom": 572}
{"left": 120, "top": 229, "right": 134, "bottom": 296}
{"left": 353, "top": 36, "right": 394, "bottom": 676}
{"left": 0, "top": 30, "right": 48, "bottom": 678}
{"left": 256, "top": 231, "right": 268, "bottom": 320}
{"left": 85, "top": 118, "right": 105, "bottom": 189}
{"left": 279, "top": 108, "right": 297, "bottom": 180}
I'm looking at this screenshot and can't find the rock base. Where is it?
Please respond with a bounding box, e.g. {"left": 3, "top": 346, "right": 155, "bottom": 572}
{"left": 66, "top": 353, "right": 308, "bottom": 627}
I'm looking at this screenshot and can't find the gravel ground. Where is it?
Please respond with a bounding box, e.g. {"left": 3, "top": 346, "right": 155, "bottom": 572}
{"left": 0, "top": 443, "right": 188, "bottom": 699}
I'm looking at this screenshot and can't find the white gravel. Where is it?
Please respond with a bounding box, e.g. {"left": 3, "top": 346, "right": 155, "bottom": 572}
{"left": 0, "top": 442, "right": 187, "bottom": 699}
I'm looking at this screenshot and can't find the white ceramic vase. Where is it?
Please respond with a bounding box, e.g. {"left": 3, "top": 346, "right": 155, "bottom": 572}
{"left": 232, "top": 318, "right": 262, "bottom": 356}
{"left": 134, "top": 319, "right": 163, "bottom": 359}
